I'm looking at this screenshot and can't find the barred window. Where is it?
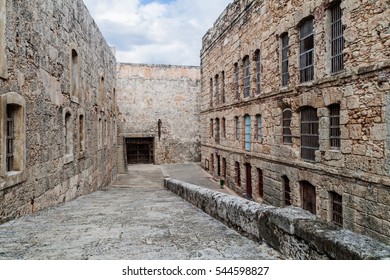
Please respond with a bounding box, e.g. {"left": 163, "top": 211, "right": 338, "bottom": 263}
{"left": 257, "top": 168, "right": 264, "bottom": 198}
{"left": 234, "top": 63, "right": 239, "bottom": 100}
{"left": 256, "top": 114, "right": 262, "bottom": 142}
{"left": 209, "top": 78, "right": 213, "bottom": 107}
{"left": 235, "top": 116, "right": 240, "bottom": 141}
{"left": 283, "top": 109, "right": 292, "bottom": 144}
{"left": 283, "top": 176, "right": 291, "bottom": 206}
{"left": 255, "top": 50, "right": 261, "bottom": 94}
{"left": 215, "top": 74, "right": 220, "bottom": 107}
{"left": 301, "top": 107, "right": 319, "bottom": 161}
{"left": 215, "top": 118, "right": 220, "bottom": 144}
{"left": 222, "top": 117, "right": 226, "bottom": 138}
{"left": 6, "top": 105, "right": 15, "bottom": 172}
{"left": 210, "top": 119, "right": 214, "bottom": 138}
{"left": 243, "top": 56, "right": 250, "bottom": 98}
{"left": 235, "top": 161, "right": 241, "bottom": 187}
{"left": 281, "top": 33, "right": 289, "bottom": 86}
{"left": 330, "top": 3, "right": 344, "bottom": 73}
{"left": 330, "top": 191, "right": 343, "bottom": 227}
{"left": 221, "top": 71, "right": 225, "bottom": 104}
{"left": 329, "top": 104, "right": 341, "bottom": 149}
{"left": 244, "top": 115, "right": 251, "bottom": 151}
{"left": 299, "top": 18, "right": 314, "bottom": 83}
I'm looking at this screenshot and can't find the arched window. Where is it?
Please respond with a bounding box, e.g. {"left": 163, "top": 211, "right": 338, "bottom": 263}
{"left": 65, "top": 111, "right": 73, "bottom": 157}
{"left": 71, "top": 49, "right": 79, "bottom": 101}
{"left": 283, "top": 109, "right": 292, "bottom": 144}
{"left": 244, "top": 115, "right": 251, "bottom": 151}
{"left": 329, "top": 104, "right": 341, "bottom": 149}
{"left": 235, "top": 116, "right": 240, "bottom": 141}
{"left": 243, "top": 56, "right": 251, "bottom": 98}
{"left": 299, "top": 17, "right": 314, "bottom": 83}
{"left": 255, "top": 50, "right": 261, "bottom": 94}
{"left": 301, "top": 107, "right": 319, "bottom": 161}
{"left": 256, "top": 114, "right": 262, "bottom": 142}
{"left": 281, "top": 33, "right": 289, "bottom": 86}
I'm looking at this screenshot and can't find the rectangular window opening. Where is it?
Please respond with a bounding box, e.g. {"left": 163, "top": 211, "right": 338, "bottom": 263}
{"left": 299, "top": 18, "right": 314, "bottom": 83}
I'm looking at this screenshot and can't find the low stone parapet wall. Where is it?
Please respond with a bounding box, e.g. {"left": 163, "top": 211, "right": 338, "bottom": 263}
{"left": 164, "top": 178, "right": 390, "bottom": 260}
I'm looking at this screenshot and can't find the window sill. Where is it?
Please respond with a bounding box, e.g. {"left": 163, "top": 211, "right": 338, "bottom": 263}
{"left": 64, "top": 154, "right": 74, "bottom": 165}
{"left": 1, "top": 170, "right": 27, "bottom": 190}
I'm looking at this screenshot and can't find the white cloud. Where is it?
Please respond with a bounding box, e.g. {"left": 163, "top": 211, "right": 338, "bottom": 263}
{"left": 83, "top": 0, "right": 232, "bottom": 66}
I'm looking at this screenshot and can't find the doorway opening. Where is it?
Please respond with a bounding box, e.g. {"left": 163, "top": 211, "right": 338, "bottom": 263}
{"left": 126, "top": 137, "right": 154, "bottom": 164}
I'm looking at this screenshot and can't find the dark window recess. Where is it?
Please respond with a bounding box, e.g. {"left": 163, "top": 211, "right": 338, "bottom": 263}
{"left": 331, "top": 191, "right": 343, "bottom": 227}
{"left": 215, "top": 118, "right": 220, "bottom": 144}
{"left": 222, "top": 157, "right": 227, "bottom": 178}
{"left": 301, "top": 107, "right": 319, "bottom": 162}
{"left": 6, "top": 105, "right": 16, "bottom": 172}
{"left": 210, "top": 119, "right": 214, "bottom": 138}
{"left": 299, "top": 18, "right": 314, "bottom": 83}
{"left": 283, "top": 176, "right": 291, "bottom": 206}
{"left": 281, "top": 33, "right": 289, "bottom": 86}
{"left": 257, "top": 168, "right": 264, "bottom": 198}
{"left": 243, "top": 56, "right": 250, "bottom": 98}
{"left": 209, "top": 78, "right": 213, "bottom": 107}
{"left": 331, "top": 3, "right": 344, "bottom": 73}
{"left": 235, "top": 162, "right": 241, "bottom": 187}
{"left": 215, "top": 74, "right": 220, "bottom": 107}
{"left": 217, "top": 155, "right": 221, "bottom": 177}
{"left": 246, "top": 163, "right": 252, "bottom": 199}
{"left": 234, "top": 63, "right": 239, "bottom": 99}
{"left": 221, "top": 71, "right": 225, "bottom": 104}
{"left": 126, "top": 138, "right": 154, "bottom": 164}
{"left": 302, "top": 181, "right": 316, "bottom": 215}
{"left": 235, "top": 116, "right": 240, "bottom": 140}
{"left": 283, "top": 109, "right": 292, "bottom": 144}
{"left": 255, "top": 50, "right": 261, "bottom": 94}
{"left": 329, "top": 104, "right": 341, "bottom": 149}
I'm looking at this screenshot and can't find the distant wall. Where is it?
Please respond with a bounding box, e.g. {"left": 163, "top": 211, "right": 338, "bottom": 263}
{"left": 116, "top": 63, "right": 201, "bottom": 170}
{"left": 165, "top": 178, "right": 390, "bottom": 260}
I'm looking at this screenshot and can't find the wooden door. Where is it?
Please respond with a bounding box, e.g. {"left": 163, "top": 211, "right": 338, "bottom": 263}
{"left": 302, "top": 181, "right": 316, "bottom": 214}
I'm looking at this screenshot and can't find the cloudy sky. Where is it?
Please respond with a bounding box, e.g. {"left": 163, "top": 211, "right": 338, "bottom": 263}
{"left": 83, "top": 0, "right": 232, "bottom": 66}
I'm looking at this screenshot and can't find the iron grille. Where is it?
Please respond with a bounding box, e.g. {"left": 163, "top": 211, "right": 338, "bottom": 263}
{"left": 299, "top": 18, "right": 314, "bottom": 83}
{"left": 243, "top": 56, "right": 250, "bottom": 98}
{"left": 283, "top": 176, "right": 291, "bottom": 206}
{"left": 256, "top": 114, "right": 262, "bottom": 142}
{"left": 234, "top": 63, "right": 239, "bottom": 99}
{"left": 329, "top": 104, "right": 341, "bottom": 149}
{"left": 235, "top": 116, "right": 240, "bottom": 140}
{"left": 210, "top": 119, "right": 214, "bottom": 138}
{"left": 301, "top": 107, "right": 319, "bottom": 161}
{"left": 331, "top": 192, "right": 343, "bottom": 227}
{"left": 221, "top": 71, "right": 226, "bottom": 103}
{"left": 209, "top": 78, "right": 213, "bottom": 107}
{"left": 236, "top": 162, "right": 241, "bottom": 187}
{"left": 215, "top": 74, "right": 220, "bottom": 106}
{"left": 255, "top": 50, "right": 261, "bottom": 94}
{"left": 6, "top": 106, "right": 15, "bottom": 172}
{"left": 283, "top": 109, "right": 292, "bottom": 144}
{"left": 331, "top": 3, "right": 344, "bottom": 73}
{"left": 215, "top": 118, "right": 220, "bottom": 144}
{"left": 244, "top": 115, "right": 251, "bottom": 151}
{"left": 258, "top": 168, "right": 264, "bottom": 198}
{"left": 281, "top": 33, "right": 289, "bottom": 86}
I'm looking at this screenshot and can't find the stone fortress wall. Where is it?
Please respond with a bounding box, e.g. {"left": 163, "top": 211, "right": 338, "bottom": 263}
{"left": 116, "top": 63, "right": 201, "bottom": 172}
{"left": 200, "top": 0, "right": 390, "bottom": 244}
{"left": 0, "top": 0, "right": 117, "bottom": 223}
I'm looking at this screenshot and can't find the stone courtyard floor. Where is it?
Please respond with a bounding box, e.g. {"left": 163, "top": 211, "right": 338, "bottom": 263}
{"left": 0, "top": 164, "right": 283, "bottom": 260}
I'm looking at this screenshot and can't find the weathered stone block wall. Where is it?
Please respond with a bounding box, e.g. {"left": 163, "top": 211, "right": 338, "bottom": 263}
{"left": 165, "top": 178, "right": 390, "bottom": 260}
{"left": 200, "top": 0, "right": 390, "bottom": 244}
{"left": 0, "top": 0, "right": 117, "bottom": 223}
{"left": 116, "top": 63, "right": 201, "bottom": 169}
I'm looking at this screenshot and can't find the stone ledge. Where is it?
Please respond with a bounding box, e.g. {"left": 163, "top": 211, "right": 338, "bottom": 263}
{"left": 164, "top": 178, "right": 390, "bottom": 260}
